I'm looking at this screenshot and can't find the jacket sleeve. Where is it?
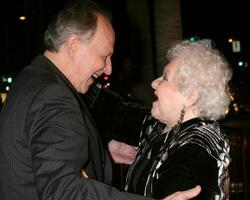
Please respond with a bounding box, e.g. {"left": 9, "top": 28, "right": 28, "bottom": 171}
{"left": 83, "top": 83, "right": 150, "bottom": 146}
{"left": 153, "top": 144, "right": 219, "bottom": 200}
{"left": 27, "top": 84, "right": 152, "bottom": 200}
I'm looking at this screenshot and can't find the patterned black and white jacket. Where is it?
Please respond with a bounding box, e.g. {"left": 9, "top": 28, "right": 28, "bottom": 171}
{"left": 125, "top": 114, "right": 230, "bottom": 200}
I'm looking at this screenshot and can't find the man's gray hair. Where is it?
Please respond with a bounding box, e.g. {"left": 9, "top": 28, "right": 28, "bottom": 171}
{"left": 44, "top": 0, "right": 111, "bottom": 52}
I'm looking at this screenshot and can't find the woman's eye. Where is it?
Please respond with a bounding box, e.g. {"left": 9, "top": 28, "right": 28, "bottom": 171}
{"left": 163, "top": 75, "right": 168, "bottom": 81}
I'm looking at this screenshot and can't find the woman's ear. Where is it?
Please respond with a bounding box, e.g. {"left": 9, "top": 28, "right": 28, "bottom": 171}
{"left": 185, "top": 92, "right": 199, "bottom": 107}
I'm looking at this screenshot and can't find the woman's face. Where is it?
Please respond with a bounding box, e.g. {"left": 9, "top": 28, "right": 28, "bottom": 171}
{"left": 151, "top": 59, "right": 188, "bottom": 127}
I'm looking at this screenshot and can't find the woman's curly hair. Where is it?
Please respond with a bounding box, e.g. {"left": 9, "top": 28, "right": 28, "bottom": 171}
{"left": 167, "top": 39, "right": 232, "bottom": 120}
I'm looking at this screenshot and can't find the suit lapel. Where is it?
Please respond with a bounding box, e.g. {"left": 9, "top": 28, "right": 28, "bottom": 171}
{"left": 42, "top": 55, "right": 106, "bottom": 181}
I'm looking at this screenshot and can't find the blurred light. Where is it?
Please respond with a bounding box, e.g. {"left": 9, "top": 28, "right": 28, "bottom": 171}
{"left": 103, "top": 76, "right": 109, "bottom": 81}
{"left": 233, "top": 103, "right": 239, "bottom": 112}
{"left": 5, "top": 86, "right": 10, "bottom": 91}
{"left": 229, "top": 94, "right": 235, "bottom": 101}
{"left": 189, "top": 36, "right": 199, "bottom": 43}
{"left": 238, "top": 61, "right": 244, "bottom": 67}
{"left": 228, "top": 38, "right": 233, "bottom": 43}
{"left": 106, "top": 83, "right": 110, "bottom": 87}
{"left": 7, "top": 77, "right": 12, "bottom": 83}
{"left": 0, "top": 93, "right": 7, "bottom": 103}
{"left": 232, "top": 40, "right": 241, "bottom": 52}
{"left": 19, "top": 16, "right": 26, "bottom": 21}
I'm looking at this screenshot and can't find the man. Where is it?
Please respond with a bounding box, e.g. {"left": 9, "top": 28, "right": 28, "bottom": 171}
{"left": 0, "top": 0, "right": 200, "bottom": 199}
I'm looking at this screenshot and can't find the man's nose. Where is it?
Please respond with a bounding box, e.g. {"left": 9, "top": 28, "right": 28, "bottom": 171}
{"left": 104, "top": 59, "right": 112, "bottom": 75}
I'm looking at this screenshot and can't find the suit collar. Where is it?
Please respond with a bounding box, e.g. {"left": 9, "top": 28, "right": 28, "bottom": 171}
{"left": 31, "top": 54, "right": 107, "bottom": 181}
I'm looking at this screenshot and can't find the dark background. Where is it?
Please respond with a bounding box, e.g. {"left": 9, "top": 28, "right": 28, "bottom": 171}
{"left": 1, "top": 0, "right": 250, "bottom": 109}
{"left": 0, "top": 1, "right": 249, "bottom": 196}
{"left": 180, "top": 0, "right": 250, "bottom": 110}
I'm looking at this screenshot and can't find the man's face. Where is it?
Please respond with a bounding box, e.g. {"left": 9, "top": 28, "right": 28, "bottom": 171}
{"left": 71, "top": 14, "right": 115, "bottom": 93}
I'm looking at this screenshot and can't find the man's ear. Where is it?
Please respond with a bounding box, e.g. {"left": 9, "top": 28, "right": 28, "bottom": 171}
{"left": 65, "top": 34, "right": 81, "bottom": 59}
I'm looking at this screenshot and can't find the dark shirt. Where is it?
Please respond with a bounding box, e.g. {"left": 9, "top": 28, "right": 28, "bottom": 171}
{"left": 0, "top": 55, "right": 151, "bottom": 200}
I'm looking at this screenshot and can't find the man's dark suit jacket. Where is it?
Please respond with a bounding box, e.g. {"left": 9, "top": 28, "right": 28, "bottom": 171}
{"left": 0, "top": 55, "right": 150, "bottom": 200}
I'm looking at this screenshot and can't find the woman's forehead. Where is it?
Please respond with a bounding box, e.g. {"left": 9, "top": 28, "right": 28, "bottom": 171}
{"left": 164, "top": 59, "right": 179, "bottom": 73}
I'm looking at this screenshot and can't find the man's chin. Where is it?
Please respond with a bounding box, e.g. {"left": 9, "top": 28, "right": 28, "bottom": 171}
{"left": 78, "top": 85, "right": 90, "bottom": 94}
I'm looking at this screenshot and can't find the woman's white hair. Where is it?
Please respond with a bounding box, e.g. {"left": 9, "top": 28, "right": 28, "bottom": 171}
{"left": 167, "top": 39, "right": 232, "bottom": 120}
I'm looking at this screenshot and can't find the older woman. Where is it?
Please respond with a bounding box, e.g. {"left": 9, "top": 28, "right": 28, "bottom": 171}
{"left": 84, "top": 39, "right": 231, "bottom": 200}
{"left": 123, "top": 40, "right": 232, "bottom": 200}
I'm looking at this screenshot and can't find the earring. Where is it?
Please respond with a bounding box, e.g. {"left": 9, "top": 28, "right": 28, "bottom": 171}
{"left": 178, "top": 105, "right": 185, "bottom": 124}
{"left": 173, "top": 105, "right": 185, "bottom": 133}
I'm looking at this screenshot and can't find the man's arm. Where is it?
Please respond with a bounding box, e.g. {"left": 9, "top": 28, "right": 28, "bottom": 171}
{"left": 108, "top": 139, "right": 137, "bottom": 164}
{"left": 29, "top": 84, "right": 153, "bottom": 200}
{"left": 83, "top": 82, "right": 150, "bottom": 145}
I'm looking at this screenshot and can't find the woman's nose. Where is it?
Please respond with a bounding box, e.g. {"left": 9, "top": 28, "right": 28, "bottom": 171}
{"left": 151, "top": 77, "right": 160, "bottom": 89}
